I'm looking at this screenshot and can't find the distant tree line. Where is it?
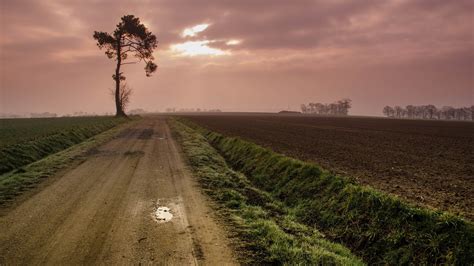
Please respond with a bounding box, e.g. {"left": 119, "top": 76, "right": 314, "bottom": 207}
{"left": 165, "top": 107, "right": 222, "bottom": 113}
{"left": 0, "top": 113, "right": 23, "bottom": 118}
{"left": 301, "top": 99, "right": 352, "bottom": 115}
{"left": 383, "top": 105, "right": 474, "bottom": 121}
{"left": 129, "top": 108, "right": 147, "bottom": 115}
{"left": 31, "top": 112, "right": 58, "bottom": 118}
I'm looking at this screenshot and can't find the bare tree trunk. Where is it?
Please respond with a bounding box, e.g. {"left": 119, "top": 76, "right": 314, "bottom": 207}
{"left": 115, "top": 39, "right": 126, "bottom": 117}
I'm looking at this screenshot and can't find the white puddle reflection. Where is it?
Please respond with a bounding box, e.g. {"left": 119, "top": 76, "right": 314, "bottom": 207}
{"left": 155, "top": 206, "right": 173, "bottom": 222}
{"left": 153, "top": 197, "right": 186, "bottom": 225}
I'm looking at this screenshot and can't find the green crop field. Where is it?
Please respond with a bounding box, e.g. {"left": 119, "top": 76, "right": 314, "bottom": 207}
{"left": 0, "top": 116, "right": 132, "bottom": 205}
{"left": 0, "top": 116, "right": 127, "bottom": 175}
{"left": 0, "top": 116, "right": 126, "bottom": 148}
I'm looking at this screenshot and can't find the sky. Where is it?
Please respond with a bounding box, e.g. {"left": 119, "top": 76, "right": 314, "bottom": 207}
{"left": 0, "top": 0, "right": 473, "bottom": 116}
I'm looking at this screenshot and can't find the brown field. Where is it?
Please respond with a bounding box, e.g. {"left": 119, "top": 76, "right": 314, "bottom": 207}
{"left": 181, "top": 113, "right": 474, "bottom": 220}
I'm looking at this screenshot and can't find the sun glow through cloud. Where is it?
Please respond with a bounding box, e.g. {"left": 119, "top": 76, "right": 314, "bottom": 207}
{"left": 181, "top": 23, "right": 210, "bottom": 37}
{"left": 170, "top": 41, "right": 227, "bottom": 56}
{"left": 226, "top": 39, "right": 241, "bottom": 45}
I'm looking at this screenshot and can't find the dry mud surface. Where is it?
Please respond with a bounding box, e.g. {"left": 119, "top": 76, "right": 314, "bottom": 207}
{"left": 0, "top": 117, "right": 237, "bottom": 265}
{"left": 183, "top": 114, "right": 474, "bottom": 220}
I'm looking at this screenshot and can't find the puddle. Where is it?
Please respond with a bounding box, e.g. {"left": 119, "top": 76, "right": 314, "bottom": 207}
{"left": 155, "top": 206, "right": 173, "bottom": 222}
{"left": 153, "top": 197, "right": 185, "bottom": 225}
{"left": 138, "top": 129, "right": 154, "bottom": 139}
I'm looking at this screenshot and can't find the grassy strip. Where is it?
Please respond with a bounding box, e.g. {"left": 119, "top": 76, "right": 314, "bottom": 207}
{"left": 0, "top": 118, "right": 139, "bottom": 205}
{"left": 171, "top": 119, "right": 364, "bottom": 265}
{"left": 178, "top": 118, "right": 474, "bottom": 265}
{"left": 0, "top": 117, "right": 128, "bottom": 175}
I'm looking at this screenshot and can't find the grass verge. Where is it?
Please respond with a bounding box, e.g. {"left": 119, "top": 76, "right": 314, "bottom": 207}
{"left": 171, "top": 118, "right": 364, "bottom": 265}
{"left": 177, "top": 118, "right": 474, "bottom": 265}
{"left": 0, "top": 118, "right": 139, "bottom": 206}
{"left": 0, "top": 117, "right": 129, "bottom": 175}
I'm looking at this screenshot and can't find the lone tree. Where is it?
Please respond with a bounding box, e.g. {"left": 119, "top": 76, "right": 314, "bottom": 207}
{"left": 93, "top": 15, "right": 157, "bottom": 116}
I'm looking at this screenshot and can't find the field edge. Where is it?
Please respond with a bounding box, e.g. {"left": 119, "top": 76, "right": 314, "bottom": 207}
{"left": 170, "top": 118, "right": 364, "bottom": 265}
{"left": 0, "top": 118, "right": 140, "bottom": 207}
{"left": 175, "top": 117, "right": 474, "bottom": 265}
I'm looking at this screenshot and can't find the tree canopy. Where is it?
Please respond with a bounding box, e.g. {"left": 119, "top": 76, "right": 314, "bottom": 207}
{"left": 94, "top": 15, "right": 158, "bottom": 77}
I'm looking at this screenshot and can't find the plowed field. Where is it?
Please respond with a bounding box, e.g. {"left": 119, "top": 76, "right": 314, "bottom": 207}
{"left": 183, "top": 113, "right": 474, "bottom": 220}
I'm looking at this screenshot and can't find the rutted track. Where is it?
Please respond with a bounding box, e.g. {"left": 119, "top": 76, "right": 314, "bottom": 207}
{"left": 0, "top": 117, "right": 237, "bottom": 265}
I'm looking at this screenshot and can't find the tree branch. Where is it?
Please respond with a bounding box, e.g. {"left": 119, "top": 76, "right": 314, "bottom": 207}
{"left": 121, "top": 61, "right": 139, "bottom": 65}
{"left": 123, "top": 37, "right": 141, "bottom": 46}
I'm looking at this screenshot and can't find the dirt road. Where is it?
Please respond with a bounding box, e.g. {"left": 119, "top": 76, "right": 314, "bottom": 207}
{"left": 0, "top": 117, "right": 237, "bottom": 265}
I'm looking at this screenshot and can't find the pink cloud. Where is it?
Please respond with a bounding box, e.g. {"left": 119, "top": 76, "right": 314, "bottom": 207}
{"left": 0, "top": 0, "right": 472, "bottom": 115}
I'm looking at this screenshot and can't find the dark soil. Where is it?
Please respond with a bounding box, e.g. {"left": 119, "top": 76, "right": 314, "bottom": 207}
{"left": 182, "top": 113, "right": 474, "bottom": 220}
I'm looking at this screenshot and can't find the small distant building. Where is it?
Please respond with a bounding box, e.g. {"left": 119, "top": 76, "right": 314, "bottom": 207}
{"left": 278, "top": 110, "right": 301, "bottom": 114}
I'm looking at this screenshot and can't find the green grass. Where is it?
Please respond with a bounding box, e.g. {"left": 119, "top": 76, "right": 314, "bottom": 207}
{"left": 176, "top": 118, "right": 474, "bottom": 265}
{"left": 0, "top": 117, "right": 138, "bottom": 205}
{"left": 0, "top": 116, "right": 129, "bottom": 147}
{"left": 171, "top": 119, "right": 364, "bottom": 265}
{"left": 0, "top": 116, "right": 128, "bottom": 174}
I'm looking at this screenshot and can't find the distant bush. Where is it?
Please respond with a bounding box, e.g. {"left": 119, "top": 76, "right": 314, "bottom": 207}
{"left": 383, "top": 105, "right": 474, "bottom": 121}
{"left": 301, "top": 99, "right": 352, "bottom": 115}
